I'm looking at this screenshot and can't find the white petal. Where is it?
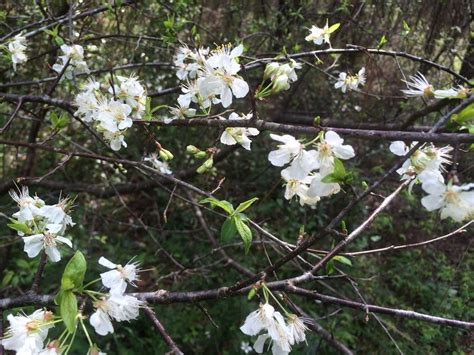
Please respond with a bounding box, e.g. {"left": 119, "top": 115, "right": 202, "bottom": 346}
{"left": 220, "top": 131, "right": 237, "bottom": 146}
{"left": 268, "top": 149, "right": 291, "bottom": 167}
{"left": 389, "top": 141, "right": 408, "bottom": 156}
{"left": 231, "top": 78, "right": 249, "bottom": 98}
{"left": 421, "top": 194, "right": 444, "bottom": 211}
{"left": 23, "top": 235, "right": 44, "bottom": 258}
{"left": 99, "top": 257, "right": 117, "bottom": 269}
{"left": 325, "top": 131, "right": 344, "bottom": 146}
{"left": 253, "top": 334, "right": 270, "bottom": 353}
{"left": 90, "top": 310, "right": 114, "bottom": 336}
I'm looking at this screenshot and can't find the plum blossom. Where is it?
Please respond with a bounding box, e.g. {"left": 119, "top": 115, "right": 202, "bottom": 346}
{"left": 9, "top": 186, "right": 45, "bottom": 223}
{"left": 8, "top": 33, "right": 27, "bottom": 71}
{"left": 334, "top": 68, "right": 366, "bottom": 93}
{"left": 268, "top": 134, "right": 305, "bottom": 167}
{"left": 52, "top": 44, "right": 89, "bottom": 79}
{"left": 198, "top": 44, "right": 249, "bottom": 108}
{"left": 281, "top": 163, "right": 314, "bottom": 202}
{"left": 23, "top": 223, "right": 72, "bottom": 262}
{"left": 389, "top": 141, "right": 452, "bottom": 190}
{"left": 421, "top": 180, "right": 474, "bottom": 222}
{"left": 109, "top": 75, "right": 147, "bottom": 118}
{"left": 174, "top": 45, "right": 208, "bottom": 80}
{"left": 305, "top": 21, "right": 339, "bottom": 46}
{"left": 286, "top": 315, "right": 308, "bottom": 345}
{"left": 90, "top": 293, "right": 143, "bottom": 336}
{"left": 98, "top": 256, "right": 141, "bottom": 294}
{"left": 96, "top": 99, "right": 133, "bottom": 133}
{"left": 220, "top": 112, "right": 260, "bottom": 150}
{"left": 240, "top": 303, "right": 292, "bottom": 355}
{"left": 433, "top": 86, "right": 470, "bottom": 99}
{"left": 401, "top": 72, "right": 433, "bottom": 98}
{"left": 263, "top": 60, "right": 302, "bottom": 93}
{"left": 166, "top": 95, "right": 197, "bottom": 123}
{"left": 1, "top": 309, "right": 54, "bottom": 354}
{"left": 313, "top": 131, "right": 355, "bottom": 169}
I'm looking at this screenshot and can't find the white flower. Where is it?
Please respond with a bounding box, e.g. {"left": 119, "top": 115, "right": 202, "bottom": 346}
{"left": 198, "top": 44, "right": 249, "bottom": 108}
{"left": 334, "top": 67, "right": 366, "bottom": 93}
{"left": 90, "top": 293, "right": 143, "bottom": 336}
{"left": 281, "top": 163, "right": 313, "bottom": 201}
{"left": 268, "top": 134, "right": 304, "bottom": 167}
{"left": 307, "top": 171, "right": 341, "bottom": 198}
{"left": 99, "top": 256, "right": 140, "bottom": 294}
{"left": 103, "top": 130, "right": 127, "bottom": 151}
{"left": 220, "top": 112, "right": 260, "bottom": 150}
{"left": 1, "top": 309, "right": 53, "bottom": 354}
{"left": 389, "top": 141, "right": 452, "bottom": 191}
{"left": 23, "top": 223, "right": 72, "bottom": 262}
{"left": 166, "top": 95, "right": 197, "bottom": 122}
{"left": 144, "top": 153, "right": 172, "bottom": 174}
{"left": 433, "top": 86, "right": 470, "bottom": 99}
{"left": 9, "top": 186, "right": 45, "bottom": 223}
{"left": 174, "top": 45, "right": 208, "bottom": 80}
{"left": 8, "top": 33, "right": 27, "bottom": 71}
{"left": 38, "top": 197, "right": 75, "bottom": 230}
{"left": 52, "top": 44, "right": 89, "bottom": 79}
{"left": 240, "top": 303, "right": 277, "bottom": 336}
{"left": 241, "top": 341, "right": 253, "bottom": 354}
{"left": 75, "top": 90, "right": 98, "bottom": 122}
{"left": 286, "top": 315, "right": 308, "bottom": 345}
{"left": 96, "top": 99, "right": 133, "bottom": 133}
{"left": 110, "top": 75, "right": 147, "bottom": 118}
{"left": 401, "top": 72, "right": 434, "bottom": 98}
{"left": 315, "top": 131, "right": 355, "bottom": 169}
{"left": 265, "top": 60, "right": 302, "bottom": 93}
{"left": 305, "top": 20, "right": 338, "bottom": 46}
{"left": 421, "top": 180, "right": 474, "bottom": 222}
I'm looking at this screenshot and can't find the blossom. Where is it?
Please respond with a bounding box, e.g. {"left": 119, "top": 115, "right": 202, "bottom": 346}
{"left": 1, "top": 309, "right": 53, "bottom": 354}
{"left": 401, "top": 72, "right": 433, "bottom": 98}
{"left": 166, "top": 95, "right": 197, "bottom": 123}
{"left": 144, "top": 153, "right": 172, "bottom": 174}
{"left": 74, "top": 90, "right": 98, "bottom": 122}
{"left": 90, "top": 293, "right": 143, "bottom": 336}
{"left": 52, "top": 44, "right": 89, "bottom": 79}
{"left": 240, "top": 341, "right": 253, "bottom": 354}
{"left": 220, "top": 112, "right": 260, "bottom": 150}
{"left": 314, "top": 131, "right": 355, "bottom": 169}
{"left": 9, "top": 186, "right": 45, "bottom": 223}
{"left": 174, "top": 45, "right": 208, "bottom": 80}
{"left": 286, "top": 315, "right": 308, "bottom": 345}
{"left": 421, "top": 180, "right": 474, "bottom": 222}
{"left": 98, "top": 256, "right": 140, "bottom": 294}
{"left": 96, "top": 99, "right": 133, "bottom": 133}
{"left": 23, "top": 223, "right": 72, "bottom": 262}
{"left": 268, "top": 134, "right": 304, "bottom": 167}
{"left": 389, "top": 141, "right": 452, "bottom": 190}
{"left": 305, "top": 20, "right": 339, "bottom": 46}
{"left": 8, "top": 33, "right": 27, "bottom": 71}
{"left": 264, "top": 60, "right": 302, "bottom": 93}
{"left": 103, "top": 130, "right": 127, "bottom": 151}
{"left": 281, "top": 163, "right": 313, "bottom": 201}
{"left": 38, "top": 197, "right": 75, "bottom": 230}
{"left": 307, "top": 171, "right": 341, "bottom": 198}
{"left": 110, "top": 75, "right": 147, "bottom": 118}
{"left": 433, "top": 86, "right": 470, "bottom": 99}
{"left": 39, "top": 341, "right": 61, "bottom": 355}
{"left": 198, "top": 44, "right": 249, "bottom": 108}
{"left": 334, "top": 67, "right": 366, "bottom": 93}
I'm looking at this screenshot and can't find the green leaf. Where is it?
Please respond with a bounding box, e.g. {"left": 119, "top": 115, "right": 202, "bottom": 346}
{"left": 200, "top": 197, "right": 234, "bottom": 215}
{"left": 7, "top": 220, "right": 31, "bottom": 235}
{"left": 328, "top": 23, "right": 340, "bottom": 33}
{"left": 333, "top": 255, "right": 352, "bottom": 266}
{"left": 321, "top": 173, "right": 341, "bottom": 184}
{"left": 221, "top": 217, "right": 237, "bottom": 241}
{"left": 234, "top": 216, "right": 252, "bottom": 254}
{"left": 377, "top": 35, "right": 388, "bottom": 49}
{"left": 60, "top": 291, "right": 78, "bottom": 333}
{"left": 236, "top": 197, "right": 259, "bottom": 213}
{"left": 333, "top": 158, "right": 346, "bottom": 178}
{"left": 61, "top": 251, "right": 87, "bottom": 291}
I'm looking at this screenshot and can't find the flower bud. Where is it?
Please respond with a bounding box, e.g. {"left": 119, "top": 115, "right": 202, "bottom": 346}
{"left": 197, "top": 157, "right": 213, "bottom": 174}
{"left": 195, "top": 151, "right": 207, "bottom": 159}
{"left": 263, "top": 62, "right": 280, "bottom": 80}
{"left": 186, "top": 145, "right": 201, "bottom": 154}
{"left": 159, "top": 148, "right": 174, "bottom": 161}
{"left": 271, "top": 74, "right": 290, "bottom": 93}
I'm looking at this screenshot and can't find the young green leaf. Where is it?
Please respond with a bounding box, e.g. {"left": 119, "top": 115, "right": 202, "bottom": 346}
{"left": 200, "top": 197, "right": 234, "bottom": 215}
{"left": 7, "top": 220, "right": 31, "bottom": 235}
{"left": 333, "top": 255, "right": 352, "bottom": 266}
{"left": 234, "top": 216, "right": 252, "bottom": 254}
{"left": 235, "top": 197, "right": 259, "bottom": 213}
{"left": 377, "top": 35, "right": 388, "bottom": 49}
{"left": 221, "top": 217, "right": 237, "bottom": 241}
{"left": 61, "top": 251, "right": 87, "bottom": 291}
{"left": 328, "top": 23, "right": 341, "bottom": 33}
{"left": 60, "top": 291, "right": 78, "bottom": 333}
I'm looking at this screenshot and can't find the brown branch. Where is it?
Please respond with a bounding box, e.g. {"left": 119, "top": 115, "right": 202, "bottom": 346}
{"left": 142, "top": 305, "right": 184, "bottom": 355}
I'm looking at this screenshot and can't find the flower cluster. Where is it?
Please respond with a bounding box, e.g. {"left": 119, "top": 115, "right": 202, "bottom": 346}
{"left": 90, "top": 257, "right": 143, "bottom": 336}
{"left": 74, "top": 75, "right": 147, "bottom": 150}
{"left": 268, "top": 131, "right": 355, "bottom": 206}
{"left": 170, "top": 43, "right": 249, "bottom": 121}
{"left": 401, "top": 72, "right": 470, "bottom": 99}
{"left": 219, "top": 112, "right": 260, "bottom": 150}
{"left": 9, "top": 187, "right": 74, "bottom": 262}
{"left": 390, "top": 141, "right": 474, "bottom": 222}
{"left": 52, "top": 44, "right": 89, "bottom": 79}
{"left": 240, "top": 303, "right": 308, "bottom": 355}
{"left": 8, "top": 33, "right": 27, "bottom": 71}
{"left": 253, "top": 60, "right": 302, "bottom": 99}
{"left": 334, "top": 67, "right": 366, "bottom": 93}
{"left": 1, "top": 309, "right": 55, "bottom": 354}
